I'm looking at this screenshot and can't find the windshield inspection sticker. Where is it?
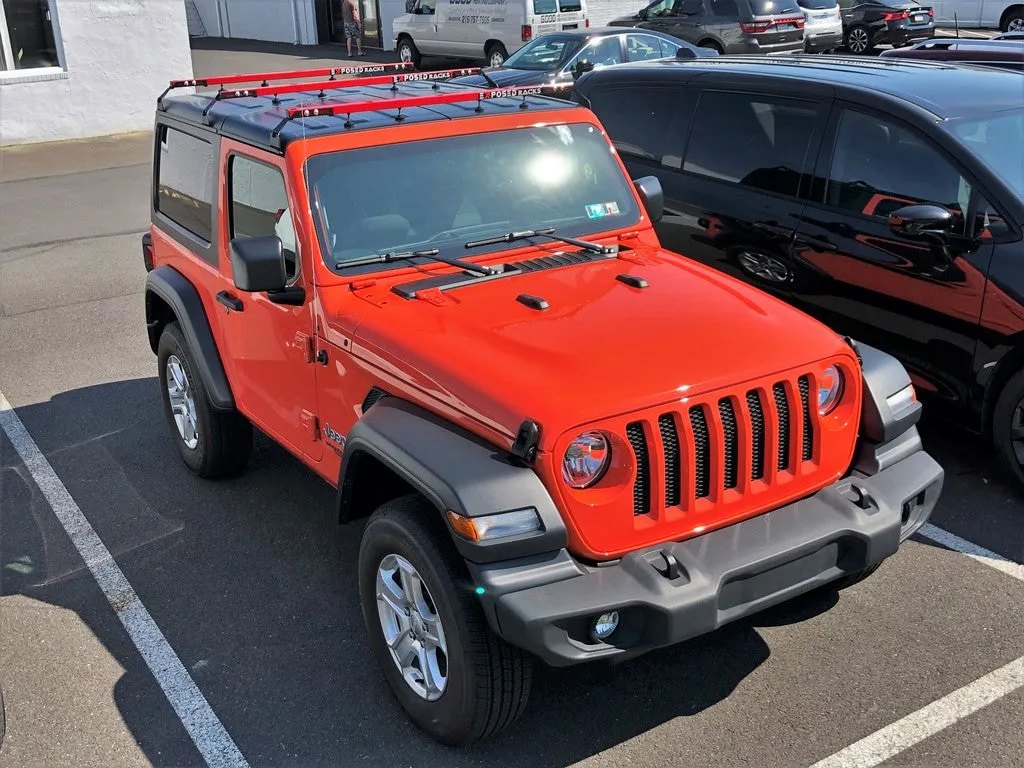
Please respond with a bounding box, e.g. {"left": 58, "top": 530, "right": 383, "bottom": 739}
{"left": 586, "top": 202, "right": 620, "bottom": 219}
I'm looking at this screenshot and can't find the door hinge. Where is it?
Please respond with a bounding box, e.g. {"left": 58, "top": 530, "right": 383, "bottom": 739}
{"left": 295, "top": 332, "right": 314, "bottom": 363}
{"left": 301, "top": 410, "right": 320, "bottom": 441}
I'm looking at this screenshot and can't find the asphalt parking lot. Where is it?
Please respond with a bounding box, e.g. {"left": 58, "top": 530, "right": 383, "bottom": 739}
{"left": 1, "top": 35, "right": 1022, "bottom": 768}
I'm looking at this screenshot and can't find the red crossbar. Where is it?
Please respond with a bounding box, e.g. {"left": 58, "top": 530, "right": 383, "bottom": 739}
{"left": 216, "top": 67, "right": 482, "bottom": 101}
{"left": 286, "top": 82, "right": 576, "bottom": 119}
{"left": 169, "top": 62, "right": 413, "bottom": 89}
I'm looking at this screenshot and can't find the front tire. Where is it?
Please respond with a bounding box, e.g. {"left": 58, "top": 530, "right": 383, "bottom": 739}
{"left": 396, "top": 37, "right": 422, "bottom": 68}
{"left": 1003, "top": 9, "right": 1024, "bottom": 32}
{"left": 991, "top": 365, "right": 1024, "bottom": 492}
{"left": 157, "top": 321, "right": 252, "bottom": 478}
{"left": 485, "top": 42, "right": 508, "bottom": 67}
{"left": 844, "top": 24, "right": 872, "bottom": 54}
{"left": 358, "top": 495, "right": 534, "bottom": 746}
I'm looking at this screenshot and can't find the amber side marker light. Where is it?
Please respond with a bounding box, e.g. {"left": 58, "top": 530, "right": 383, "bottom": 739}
{"left": 446, "top": 509, "right": 543, "bottom": 542}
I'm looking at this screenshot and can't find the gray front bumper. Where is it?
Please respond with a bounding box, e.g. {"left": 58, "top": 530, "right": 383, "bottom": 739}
{"left": 468, "top": 449, "right": 942, "bottom": 666}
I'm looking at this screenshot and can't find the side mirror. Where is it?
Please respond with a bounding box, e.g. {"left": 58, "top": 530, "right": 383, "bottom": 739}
{"left": 633, "top": 175, "right": 664, "bottom": 223}
{"left": 230, "top": 236, "right": 286, "bottom": 292}
{"left": 572, "top": 60, "right": 595, "bottom": 78}
{"left": 675, "top": 45, "right": 697, "bottom": 59}
{"left": 888, "top": 204, "right": 956, "bottom": 243}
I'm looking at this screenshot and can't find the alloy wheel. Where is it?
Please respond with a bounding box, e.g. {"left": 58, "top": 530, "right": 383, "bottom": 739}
{"left": 165, "top": 355, "right": 199, "bottom": 450}
{"left": 847, "top": 27, "right": 869, "bottom": 53}
{"left": 738, "top": 251, "right": 789, "bottom": 283}
{"left": 489, "top": 50, "right": 505, "bottom": 67}
{"left": 1009, "top": 17, "right": 1024, "bottom": 32}
{"left": 376, "top": 553, "right": 449, "bottom": 701}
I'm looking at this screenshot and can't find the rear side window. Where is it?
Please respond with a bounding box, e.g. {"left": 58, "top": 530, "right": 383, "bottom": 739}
{"left": 229, "top": 155, "right": 297, "bottom": 279}
{"left": 587, "top": 87, "right": 680, "bottom": 164}
{"left": 156, "top": 125, "right": 214, "bottom": 243}
{"left": 745, "top": 0, "right": 801, "bottom": 13}
{"left": 710, "top": 0, "right": 740, "bottom": 15}
{"left": 682, "top": 90, "right": 820, "bottom": 197}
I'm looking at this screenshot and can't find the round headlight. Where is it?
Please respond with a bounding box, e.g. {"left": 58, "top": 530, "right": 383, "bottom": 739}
{"left": 562, "top": 431, "right": 611, "bottom": 489}
{"left": 818, "top": 365, "right": 844, "bottom": 415}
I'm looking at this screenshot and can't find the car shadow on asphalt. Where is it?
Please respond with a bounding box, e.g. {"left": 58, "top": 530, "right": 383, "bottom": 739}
{"left": 0, "top": 377, "right": 965, "bottom": 767}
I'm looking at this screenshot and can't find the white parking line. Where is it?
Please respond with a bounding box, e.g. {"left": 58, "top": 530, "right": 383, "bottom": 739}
{"left": 917, "top": 522, "right": 1024, "bottom": 582}
{"left": 809, "top": 655, "right": 1024, "bottom": 768}
{"left": 0, "top": 390, "right": 249, "bottom": 768}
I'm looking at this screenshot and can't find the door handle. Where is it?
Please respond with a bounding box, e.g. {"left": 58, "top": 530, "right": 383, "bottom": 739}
{"left": 216, "top": 290, "right": 244, "bottom": 312}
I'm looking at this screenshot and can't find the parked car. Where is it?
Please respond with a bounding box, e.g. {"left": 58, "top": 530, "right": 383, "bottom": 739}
{"left": 838, "top": 0, "right": 936, "bottom": 53}
{"left": 607, "top": 0, "right": 806, "bottom": 55}
{"left": 448, "top": 27, "right": 713, "bottom": 91}
{"left": 147, "top": 61, "right": 943, "bottom": 745}
{"left": 573, "top": 54, "right": 1024, "bottom": 491}
{"left": 393, "top": 0, "right": 590, "bottom": 68}
{"left": 799, "top": 0, "right": 844, "bottom": 51}
{"left": 930, "top": 1, "right": 1024, "bottom": 32}
{"left": 879, "top": 36, "right": 1024, "bottom": 69}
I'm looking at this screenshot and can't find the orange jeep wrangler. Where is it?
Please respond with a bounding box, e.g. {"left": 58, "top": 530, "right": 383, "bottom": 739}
{"left": 144, "top": 63, "right": 943, "bottom": 746}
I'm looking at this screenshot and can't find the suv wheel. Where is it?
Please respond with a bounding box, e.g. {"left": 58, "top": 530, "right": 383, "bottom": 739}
{"left": 157, "top": 321, "right": 252, "bottom": 478}
{"left": 991, "top": 365, "right": 1024, "bottom": 491}
{"left": 358, "top": 495, "right": 534, "bottom": 746}
{"left": 1004, "top": 10, "right": 1024, "bottom": 32}
{"left": 396, "top": 37, "right": 421, "bottom": 68}
{"left": 844, "top": 24, "right": 872, "bottom": 54}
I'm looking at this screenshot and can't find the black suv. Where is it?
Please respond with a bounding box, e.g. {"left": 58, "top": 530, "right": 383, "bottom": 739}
{"left": 608, "top": 0, "right": 806, "bottom": 55}
{"left": 838, "top": 0, "right": 936, "bottom": 53}
{"left": 573, "top": 55, "right": 1024, "bottom": 490}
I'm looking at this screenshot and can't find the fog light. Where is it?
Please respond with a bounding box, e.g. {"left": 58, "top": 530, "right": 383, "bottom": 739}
{"left": 592, "top": 611, "right": 620, "bottom": 640}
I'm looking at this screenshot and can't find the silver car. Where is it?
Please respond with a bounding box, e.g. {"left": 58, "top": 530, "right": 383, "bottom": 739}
{"left": 799, "top": 0, "right": 844, "bottom": 50}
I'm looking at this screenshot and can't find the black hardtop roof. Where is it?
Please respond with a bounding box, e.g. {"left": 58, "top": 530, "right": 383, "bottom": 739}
{"left": 157, "top": 77, "right": 584, "bottom": 154}
{"left": 579, "top": 54, "right": 1024, "bottom": 120}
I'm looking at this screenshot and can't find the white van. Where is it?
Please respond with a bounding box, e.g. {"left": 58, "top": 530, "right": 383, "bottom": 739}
{"left": 392, "top": 0, "right": 591, "bottom": 68}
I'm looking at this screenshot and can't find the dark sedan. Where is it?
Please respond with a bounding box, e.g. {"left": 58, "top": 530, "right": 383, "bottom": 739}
{"left": 447, "top": 27, "right": 711, "bottom": 92}
{"left": 880, "top": 37, "right": 1024, "bottom": 70}
{"left": 838, "top": 0, "right": 935, "bottom": 53}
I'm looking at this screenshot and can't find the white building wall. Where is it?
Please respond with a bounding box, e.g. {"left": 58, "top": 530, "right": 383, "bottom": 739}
{"left": 0, "top": 0, "right": 194, "bottom": 146}
{"left": 587, "top": 0, "right": 646, "bottom": 27}
{"left": 189, "top": 0, "right": 318, "bottom": 43}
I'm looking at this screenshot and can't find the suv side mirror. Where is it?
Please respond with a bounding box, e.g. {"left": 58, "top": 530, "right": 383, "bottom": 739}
{"left": 230, "top": 236, "right": 287, "bottom": 292}
{"left": 633, "top": 175, "right": 664, "bottom": 223}
{"left": 888, "top": 204, "right": 956, "bottom": 244}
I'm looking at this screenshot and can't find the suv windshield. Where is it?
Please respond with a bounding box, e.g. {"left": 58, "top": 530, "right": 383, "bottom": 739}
{"left": 305, "top": 123, "right": 641, "bottom": 269}
{"left": 502, "top": 34, "right": 583, "bottom": 70}
{"left": 945, "top": 108, "right": 1024, "bottom": 198}
{"left": 746, "top": 0, "right": 801, "bottom": 14}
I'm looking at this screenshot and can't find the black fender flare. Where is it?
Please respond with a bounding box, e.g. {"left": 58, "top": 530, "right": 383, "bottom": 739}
{"left": 848, "top": 339, "right": 925, "bottom": 474}
{"left": 337, "top": 397, "right": 568, "bottom": 564}
{"left": 145, "top": 265, "right": 235, "bottom": 411}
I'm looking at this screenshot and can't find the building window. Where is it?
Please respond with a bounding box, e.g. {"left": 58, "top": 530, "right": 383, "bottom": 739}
{"left": 0, "top": 0, "right": 63, "bottom": 72}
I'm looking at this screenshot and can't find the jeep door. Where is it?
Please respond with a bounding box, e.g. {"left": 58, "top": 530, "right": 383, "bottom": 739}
{"left": 648, "top": 81, "right": 831, "bottom": 303}
{"left": 789, "top": 102, "right": 999, "bottom": 412}
{"left": 215, "top": 141, "right": 322, "bottom": 461}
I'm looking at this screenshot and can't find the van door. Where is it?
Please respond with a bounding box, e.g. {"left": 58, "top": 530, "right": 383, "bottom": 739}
{"left": 658, "top": 86, "right": 831, "bottom": 304}
{"left": 406, "top": 0, "right": 440, "bottom": 54}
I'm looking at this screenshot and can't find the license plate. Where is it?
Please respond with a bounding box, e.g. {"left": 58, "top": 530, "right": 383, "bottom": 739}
{"left": 913, "top": 13, "right": 925, "bottom": 21}
{"left": 814, "top": 11, "right": 830, "bottom": 18}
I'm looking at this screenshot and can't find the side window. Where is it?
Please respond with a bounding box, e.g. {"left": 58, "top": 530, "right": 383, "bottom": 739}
{"left": 586, "top": 87, "right": 680, "bottom": 164}
{"left": 680, "top": 0, "right": 704, "bottom": 14}
{"left": 710, "top": 0, "right": 739, "bottom": 15}
{"left": 659, "top": 37, "right": 681, "bottom": 56}
{"left": 626, "top": 33, "right": 671, "bottom": 61}
{"left": 682, "top": 91, "right": 821, "bottom": 197}
{"left": 229, "top": 155, "right": 298, "bottom": 280}
{"left": 156, "top": 125, "right": 214, "bottom": 245}
{"left": 580, "top": 36, "right": 623, "bottom": 66}
{"left": 825, "top": 109, "right": 970, "bottom": 235}
{"left": 973, "top": 195, "right": 1012, "bottom": 241}
{"left": 647, "top": 0, "right": 678, "bottom": 17}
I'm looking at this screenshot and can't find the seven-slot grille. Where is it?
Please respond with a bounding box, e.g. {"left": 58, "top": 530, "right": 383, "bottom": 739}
{"left": 627, "top": 374, "right": 816, "bottom": 516}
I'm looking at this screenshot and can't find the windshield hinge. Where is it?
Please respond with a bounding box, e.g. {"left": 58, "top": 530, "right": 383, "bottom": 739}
{"left": 414, "top": 287, "right": 458, "bottom": 307}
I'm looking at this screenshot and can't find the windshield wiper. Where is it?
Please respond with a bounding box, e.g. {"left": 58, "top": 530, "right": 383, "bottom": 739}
{"left": 464, "top": 228, "right": 617, "bottom": 254}
{"left": 337, "top": 248, "right": 501, "bottom": 276}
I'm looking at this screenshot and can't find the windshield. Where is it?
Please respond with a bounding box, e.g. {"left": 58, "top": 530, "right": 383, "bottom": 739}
{"left": 746, "top": 0, "right": 801, "bottom": 14}
{"left": 502, "top": 35, "right": 583, "bottom": 70}
{"left": 946, "top": 108, "right": 1024, "bottom": 198}
{"left": 305, "top": 123, "right": 642, "bottom": 270}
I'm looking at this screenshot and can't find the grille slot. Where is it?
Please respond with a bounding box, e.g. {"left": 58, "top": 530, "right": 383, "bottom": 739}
{"left": 747, "top": 390, "right": 765, "bottom": 481}
{"left": 658, "top": 414, "right": 681, "bottom": 508}
{"left": 773, "top": 383, "right": 791, "bottom": 471}
{"left": 798, "top": 375, "right": 813, "bottom": 461}
{"left": 626, "top": 421, "right": 651, "bottom": 516}
{"left": 719, "top": 398, "right": 738, "bottom": 490}
{"left": 690, "top": 406, "right": 711, "bottom": 499}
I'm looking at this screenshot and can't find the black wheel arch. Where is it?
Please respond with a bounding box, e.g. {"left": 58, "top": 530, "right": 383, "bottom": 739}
{"left": 145, "top": 265, "right": 235, "bottom": 411}
{"left": 337, "top": 395, "right": 568, "bottom": 564}
{"left": 980, "top": 337, "right": 1024, "bottom": 437}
